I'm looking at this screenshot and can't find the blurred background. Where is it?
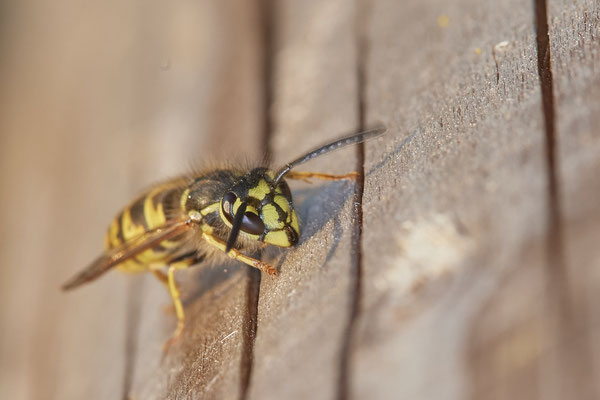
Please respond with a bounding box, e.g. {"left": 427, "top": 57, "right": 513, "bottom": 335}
{"left": 0, "top": 1, "right": 267, "bottom": 398}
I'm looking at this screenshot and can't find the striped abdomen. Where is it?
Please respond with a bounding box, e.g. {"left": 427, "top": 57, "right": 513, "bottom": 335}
{"left": 104, "top": 181, "right": 188, "bottom": 273}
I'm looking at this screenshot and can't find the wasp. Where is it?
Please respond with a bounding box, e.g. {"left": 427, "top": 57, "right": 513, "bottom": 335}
{"left": 62, "top": 127, "right": 385, "bottom": 345}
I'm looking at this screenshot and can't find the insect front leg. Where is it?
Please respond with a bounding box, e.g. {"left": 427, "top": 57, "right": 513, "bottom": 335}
{"left": 151, "top": 269, "right": 169, "bottom": 285}
{"left": 201, "top": 232, "right": 278, "bottom": 276}
{"left": 285, "top": 170, "right": 359, "bottom": 183}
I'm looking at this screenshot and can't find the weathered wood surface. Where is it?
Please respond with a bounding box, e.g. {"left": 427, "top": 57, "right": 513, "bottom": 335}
{"left": 0, "top": 0, "right": 598, "bottom": 399}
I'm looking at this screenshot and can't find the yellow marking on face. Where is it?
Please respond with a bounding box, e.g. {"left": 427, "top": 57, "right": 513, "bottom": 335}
{"left": 121, "top": 208, "right": 146, "bottom": 241}
{"left": 247, "top": 179, "right": 271, "bottom": 201}
{"left": 262, "top": 204, "right": 284, "bottom": 230}
{"left": 231, "top": 198, "right": 242, "bottom": 215}
{"left": 245, "top": 232, "right": 260, "bottom": 240}
{"left": 274, "top": 195, "right": 291, "bottom": 215}
{"left": 201, "top": 202, "right": 220, "bottom": 216}
{"left": 264, "top": 230, "right": 292, "bottom": 247}
{"left": 231, "top": 200, "right": 258, "bottom": 217}
{"left": 246, "top": 205, "right": 258, "bottom": 215}
{"left": 221, "top": 201, "right": 262, "bottom": 239}
{"left": 219, "top": 206, "right": 232, "bottom": 229}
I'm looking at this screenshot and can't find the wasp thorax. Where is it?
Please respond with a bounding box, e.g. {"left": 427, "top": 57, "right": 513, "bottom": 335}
{"left": 219, "top": 168, "right": 299, "bottom": 248}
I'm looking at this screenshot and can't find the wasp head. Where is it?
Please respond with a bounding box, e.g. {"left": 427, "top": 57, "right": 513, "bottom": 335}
{"left": 220, "top": 167, "right": 299, "bottom": 251}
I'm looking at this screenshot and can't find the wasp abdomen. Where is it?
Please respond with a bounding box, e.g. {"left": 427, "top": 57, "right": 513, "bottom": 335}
{"left": 104, "top": 183, "right": 187, "bottom": 272}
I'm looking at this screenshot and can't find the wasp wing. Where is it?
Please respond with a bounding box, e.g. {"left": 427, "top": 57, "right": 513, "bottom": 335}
{"left": 62, "top": 215, "right": 194, "bottom": 291}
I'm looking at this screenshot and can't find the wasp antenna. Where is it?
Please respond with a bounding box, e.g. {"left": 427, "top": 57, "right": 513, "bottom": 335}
{"left": 273, "top": 126, "right": 386, "bottom": 185}
{"left": 225, "top": 201, "right": 248, "bottom": 253}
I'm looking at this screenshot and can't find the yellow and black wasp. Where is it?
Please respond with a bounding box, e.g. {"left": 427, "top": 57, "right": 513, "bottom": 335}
{"left": 62, "top": 127, "right": 384, "bottom": 344}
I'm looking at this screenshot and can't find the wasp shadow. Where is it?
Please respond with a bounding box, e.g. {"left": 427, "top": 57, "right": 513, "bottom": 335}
{"left": 366, "top": 128, "right": 419, "bottom": 179}
{"left": 263, "top": 180, "right": 354, "bottom": 270}
{"left": 180, "top": 262, "right": 243, "bottom": 308}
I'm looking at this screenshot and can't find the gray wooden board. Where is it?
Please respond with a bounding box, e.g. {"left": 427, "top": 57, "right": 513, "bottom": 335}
{"left": 352, "top": 0, "right": 560, "bottom": 399}
{"left": 1, "top": 0, "right": 599, "bottom": 399}
{"left": 348, "top": 0, "right": 600, "bottom": 399}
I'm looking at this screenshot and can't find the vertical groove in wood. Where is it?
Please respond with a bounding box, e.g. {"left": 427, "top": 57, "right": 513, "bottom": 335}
{"left": 534, "top": 0, "right": 568, "bottom": 293}
{"left": 239, "top": 269, "right": 261, "bottom": 400}
{"left": 249, "top": 2, "right": 361, "bottom": 399}
{"left": 239, "top": 3, "right": 278, "bottom": 399}
{"left": 337, "top": 1, "right": 370, "bottom": 398}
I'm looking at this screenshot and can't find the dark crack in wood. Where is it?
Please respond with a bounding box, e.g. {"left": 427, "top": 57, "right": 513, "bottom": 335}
{"left": 534, "top": 0, "right": 566, "bottom": 289}
{"left": 337, "top": 2, "right": 369, "bottom": 399}
{"left": 239, "top": 2, "right": 276, "bottom": 399}
{"left": 534, "top": 1, "right": 597, "bottom": 398}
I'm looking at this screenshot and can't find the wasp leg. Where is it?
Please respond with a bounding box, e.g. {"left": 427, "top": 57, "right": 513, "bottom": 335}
{"left": 151, "top": 269, "right": 169, "bottom": 285}
{"left": 149, "top": 268, "right": 174, "bottom": 314}
{"left": 285, "top": 170, "right": 359, "bottom": 183}
{"left": 162, "top": 264, "right": 185, "bottom": 351}
{"left": 201, "top": 232, "right": 278, "bottom": 276}
{"left": 151, "top": 254, "right": 203, "bottom": 351}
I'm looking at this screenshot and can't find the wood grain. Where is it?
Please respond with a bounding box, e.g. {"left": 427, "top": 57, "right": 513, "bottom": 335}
{"left": 0, "top": 0, "right": 598, "bottom": 399}
{"left": 353, "top": 0, "right": 551, "bottom": 398}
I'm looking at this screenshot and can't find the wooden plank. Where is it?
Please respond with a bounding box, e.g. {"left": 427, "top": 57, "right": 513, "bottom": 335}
{"left": 351, "top": 0, "right": 557, "bottom": 399}
{"left": 2, "top": 0, "right": 598, "bottom": 399}
{"left": 246, "top": 1, "right": 361, "bottom": 399}
{"left": 0, "top": 1, "right": 264, "bottom": 399}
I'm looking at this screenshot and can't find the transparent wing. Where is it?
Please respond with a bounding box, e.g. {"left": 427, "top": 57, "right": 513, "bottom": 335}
{"left": 62, "top": 215, "right": 194, "bottom": 290}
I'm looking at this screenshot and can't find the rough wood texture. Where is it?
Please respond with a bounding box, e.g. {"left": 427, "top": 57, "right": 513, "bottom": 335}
{"left": 0, "top": 0, "right": 598, "bottom": 399}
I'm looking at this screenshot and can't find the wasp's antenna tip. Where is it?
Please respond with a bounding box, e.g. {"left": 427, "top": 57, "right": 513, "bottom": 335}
{"left": 363, "top": 125, "right": 387, "bottom": 137}
{"left": 61, "top": 276, "right": 82, "bottom": 291}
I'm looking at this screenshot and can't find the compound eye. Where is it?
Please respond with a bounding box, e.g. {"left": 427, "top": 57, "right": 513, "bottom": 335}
{"left": 221, "top": 192, "right": 237, "bottom": 223}
{"left": 241, "top": 212, "right": 265, "bottom": 235}
{"left": 222, "top": 192, "right": 265, "bottom": 235}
